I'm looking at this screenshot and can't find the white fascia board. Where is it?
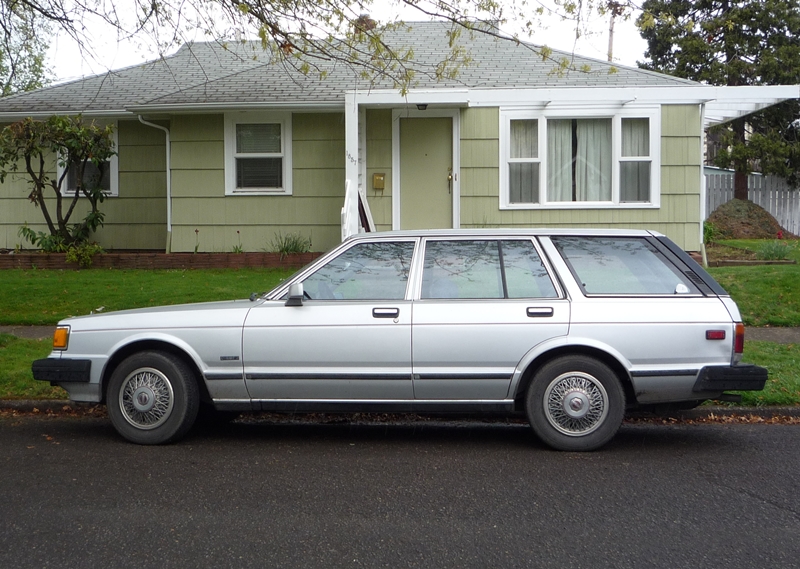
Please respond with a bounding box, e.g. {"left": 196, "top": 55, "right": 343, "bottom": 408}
{"left": 351, "top": 85, "right": 800, "bottom": 126}
{"left": 351, "top": 89, "right": 470, "bottom": 106}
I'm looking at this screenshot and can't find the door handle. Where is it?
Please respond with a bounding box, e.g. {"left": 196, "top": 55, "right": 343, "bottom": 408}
{"left": 526, "top": 307, "right": 554, "bottom": 318}
{"left": 373, "top": 308, "right": 400, "bottom": 318}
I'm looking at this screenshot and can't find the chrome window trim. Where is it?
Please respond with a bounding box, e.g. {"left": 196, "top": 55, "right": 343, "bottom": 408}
{"left": 411, "top": 235, "right": 565, "bottom": 301}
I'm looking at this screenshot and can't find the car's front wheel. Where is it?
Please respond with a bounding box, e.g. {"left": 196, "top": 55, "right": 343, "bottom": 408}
{"left": 526, "top": 355, "right": 625, "bottom": 451}
{"left": 107, "top": 351, "right": 199, "bottom": 445}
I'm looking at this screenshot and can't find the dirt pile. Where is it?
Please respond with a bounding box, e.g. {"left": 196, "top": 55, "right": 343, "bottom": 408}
{"left": 706, "top": 199, "right": 793, "bottom": 239}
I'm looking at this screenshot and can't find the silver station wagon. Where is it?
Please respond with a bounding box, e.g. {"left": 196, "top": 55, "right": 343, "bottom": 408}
{"left": 33, "top": 229, "right": 767, "bottom": 451}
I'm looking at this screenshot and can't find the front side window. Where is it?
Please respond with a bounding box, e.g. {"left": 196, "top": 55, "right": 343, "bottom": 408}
{"left": 421, "top": 239, "right": 557, "bottom": 299}
{"left": 552, "top": 237, "right": 699, "bottom": 295}
{"left": 302, "top": 241, "right": 415, "bottom": 300}
{"left": 225, "top": 112, "right": 292, "bottom": 194}
{"left": 501, "top": 109, "right": 658, "bottom": 208}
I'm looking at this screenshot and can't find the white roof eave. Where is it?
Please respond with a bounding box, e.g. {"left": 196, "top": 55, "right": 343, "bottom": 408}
{"left": 349, "top": 84, "right": 800, "bottom": 128}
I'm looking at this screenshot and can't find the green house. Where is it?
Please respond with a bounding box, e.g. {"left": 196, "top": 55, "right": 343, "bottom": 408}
{"left": 0, "top": 22, "right": 796, "bottom": 254}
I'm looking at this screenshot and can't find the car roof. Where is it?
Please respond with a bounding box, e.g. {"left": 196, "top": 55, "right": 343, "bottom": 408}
{"left": 345, "top": 228, "right": 662, "bottom": 241}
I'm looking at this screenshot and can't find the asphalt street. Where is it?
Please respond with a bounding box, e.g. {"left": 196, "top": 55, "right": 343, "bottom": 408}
{"left": 2, "top": 415, "right": 799, "bottom": 569}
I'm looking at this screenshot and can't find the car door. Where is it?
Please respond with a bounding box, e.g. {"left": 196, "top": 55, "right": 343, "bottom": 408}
{"left": 242, "top": 240, "right": 416, "bottom": 403}
{"left": 412, "top": 238, "right": 570, "bottom": 400}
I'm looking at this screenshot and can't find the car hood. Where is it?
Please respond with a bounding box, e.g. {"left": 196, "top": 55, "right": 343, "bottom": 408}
{"left": 61, "top": 299, "right": 255, "bottom": 332}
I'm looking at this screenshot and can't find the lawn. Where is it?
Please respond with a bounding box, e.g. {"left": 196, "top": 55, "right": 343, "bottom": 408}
{"left": 707, "top": 239, "right": 800, "bottom": 327}
{"left": 0, "top": 267, "right": 296, "bottom": 325}
{"left": 2, "top": 333, "right": 792, "bottom": 405}
{"left": 1, "top": 254, "right": 799, "bottom": 405}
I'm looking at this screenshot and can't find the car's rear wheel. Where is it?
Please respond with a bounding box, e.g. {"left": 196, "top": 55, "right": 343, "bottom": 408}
{"left": 526, "top": 355, "right": 625, "bottom": 451}
{"left": 107, "top": 351, "right": 199, "bottom": 445}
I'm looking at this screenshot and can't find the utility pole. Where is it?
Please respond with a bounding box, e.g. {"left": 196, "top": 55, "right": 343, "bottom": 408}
{"left": 606, "top": 1, "right": 626, "bottom": 62}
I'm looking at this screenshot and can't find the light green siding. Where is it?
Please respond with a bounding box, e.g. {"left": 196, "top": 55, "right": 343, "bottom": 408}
{"left": 0, "top": 104, "right": 705, "bottom": 254}
{"left": 365, "top": 109, "right": 393, "bottom": 231}
{"left": 0, "top": 119, "right": 167, "bottom": 250}
{"left": 97, "top": 120, "right": 168, "bottom": 249}
{"left": 169, "top": 112, "right": 345, "bottom": 252}
{"left": 458, "top": 105, "right": 703, "bottom": 251}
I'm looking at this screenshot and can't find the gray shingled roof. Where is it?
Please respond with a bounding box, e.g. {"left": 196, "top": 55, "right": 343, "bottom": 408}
{"left": 0, "top": 21, "right": 695, "bottom": 115}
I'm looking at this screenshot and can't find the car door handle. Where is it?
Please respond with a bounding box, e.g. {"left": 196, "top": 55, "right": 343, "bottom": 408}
{"left": 373, "top": 308, "right": 400, "bottom": 318}
{"left": 526, "top": 307, "right": 554, "bottom": 318}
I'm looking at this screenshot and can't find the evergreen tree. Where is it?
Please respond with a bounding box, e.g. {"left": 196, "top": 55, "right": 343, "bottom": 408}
{"left": 638, "top": 0, "right": 800, "bottom": 195}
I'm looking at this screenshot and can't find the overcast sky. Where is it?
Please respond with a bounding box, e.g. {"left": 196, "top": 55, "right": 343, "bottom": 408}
{"left": 47, "top": 1, "right": 648, "bottom": 83}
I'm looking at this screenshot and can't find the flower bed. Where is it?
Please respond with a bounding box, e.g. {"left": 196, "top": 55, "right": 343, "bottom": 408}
{"left": 0, "top": 251, "right": 322, "bottom": 270}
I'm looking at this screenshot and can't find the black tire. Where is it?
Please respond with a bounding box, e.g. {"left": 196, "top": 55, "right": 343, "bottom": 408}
{"left": 526, "top": 355, "right": 625, "bottom": 452}
{"left": 106, "top": 351, "right": 200, "bottom": 445}
{"left": 194, "top": 402, "right": 239, "bottom": 430}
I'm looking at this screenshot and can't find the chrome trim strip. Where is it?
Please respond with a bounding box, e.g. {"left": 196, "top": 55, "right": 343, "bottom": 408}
{"left": 205, "top": 373, "right": 245, "bottom": 380}
{"left": 415, "top": 374, "right": 512, "bottom": 380}
{"left": 630, "top": 370, "right": 699, "bottom": 378}
{"left": 253, "top": 398, "right": 515, "bottom": 405}
{"left": 245, "top": 373, "right": 412, "bottom": 380}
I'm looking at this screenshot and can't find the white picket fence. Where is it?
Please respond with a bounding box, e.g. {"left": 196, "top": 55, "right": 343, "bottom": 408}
{"left": 705, "top": 172, "right": 800, "bottom": 235}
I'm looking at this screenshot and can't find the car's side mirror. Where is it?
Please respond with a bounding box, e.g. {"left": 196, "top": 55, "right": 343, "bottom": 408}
{"left": 285, "top": 282, "right": 304, "bottom": 306}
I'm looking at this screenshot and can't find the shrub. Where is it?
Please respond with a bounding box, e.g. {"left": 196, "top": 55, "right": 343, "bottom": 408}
{"left": 270, "top": 231, "right": 312, "bottom": 259}
{"left": 65, "top": 242, "right": 104, "bottom": 268}
{"left": 756, "top": 240, "right": 792, "bottom": 261}
{"left": 703, "top": 222, "right": 720, "bottom": 244}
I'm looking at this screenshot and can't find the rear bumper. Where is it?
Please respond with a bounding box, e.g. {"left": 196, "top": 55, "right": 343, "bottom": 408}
{"left": 32, "top": 358, "right": 92, "bottom": 383}
{"left": 693, "top": 364, "right": 768, "bottom": 392}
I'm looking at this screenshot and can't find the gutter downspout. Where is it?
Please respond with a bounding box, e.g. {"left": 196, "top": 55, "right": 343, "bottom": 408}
{"left": 137, "top": 116, "right": 172, "bottom": 253}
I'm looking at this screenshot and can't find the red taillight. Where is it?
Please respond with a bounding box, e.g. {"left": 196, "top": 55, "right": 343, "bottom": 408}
{"left": 734, "top": 323, "right": 745, "bottom": 354}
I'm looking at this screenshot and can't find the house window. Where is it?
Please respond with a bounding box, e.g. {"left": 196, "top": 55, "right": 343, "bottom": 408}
{"left": 57, "top": 121, "right": 118, "bottom": 197}
{"left": 500, "top": 108, "right": 659, "bottom": 208}
{"left": 225, "top": 112, "right": 292, "bottom": 195}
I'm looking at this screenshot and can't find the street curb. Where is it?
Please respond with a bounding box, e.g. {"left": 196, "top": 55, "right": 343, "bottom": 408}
{"left": 2, "top": 400, "right": 799, "bottom": 419}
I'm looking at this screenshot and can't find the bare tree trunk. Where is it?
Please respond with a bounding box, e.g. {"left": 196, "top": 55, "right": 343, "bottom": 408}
{"left": 734, "top": 170, "right": 748, "bottom": 201}
{"left": 732, "top": 118, "right": 749, "bottom": 201}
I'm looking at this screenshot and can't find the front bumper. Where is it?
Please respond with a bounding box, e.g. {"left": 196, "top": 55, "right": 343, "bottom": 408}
{"left": 693, "top": 364, "right": 768, "bottom": 392}
{"left": 32, "top": 358, "right": 92, "bottom": 384}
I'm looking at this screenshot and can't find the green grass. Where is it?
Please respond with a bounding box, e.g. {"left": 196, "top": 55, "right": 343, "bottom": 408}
{"left": 0, "top": 267, "right": 296, "bottom": 325}
{"left": 737, "top": 341, "right": 800, "bottom": 406}
{"left": 0, "top": 334, "right": 66, "bottom": 399}
{"left": 708, "top": 263, "right": 800, "bottom": 327}
{"left": 717, "top": 239, "right": 800, "bottom": 261}
{"left": 1, "top": 257, "right": 800, "bottom": 405}
{"left": 2, "top": 335, "right": 796, "bottom": 404}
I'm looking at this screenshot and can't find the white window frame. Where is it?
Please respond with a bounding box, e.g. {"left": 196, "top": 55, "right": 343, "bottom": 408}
{"left": 499, "top": 105, "right": 660, "bottom": 209}
{"left": 56, "top": 120, "right": 119, "bottom": 197}
{"left": 224, "top": 111, "right": 292, "bottom": 195}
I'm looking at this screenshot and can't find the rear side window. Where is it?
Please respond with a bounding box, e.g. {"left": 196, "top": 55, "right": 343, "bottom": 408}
{"left": 421, "top": 239, "right": 557, "bottom": 299}
{"left": 552, "top": 237, "right": 700, "bottom": 295}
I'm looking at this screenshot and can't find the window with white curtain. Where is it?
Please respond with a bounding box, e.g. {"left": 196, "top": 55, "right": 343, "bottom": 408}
{"left": 224, "top": 112, "right": 292, "bottom": 195}
{"left": 500, "top": 108, "right": 659, "bottom": 208}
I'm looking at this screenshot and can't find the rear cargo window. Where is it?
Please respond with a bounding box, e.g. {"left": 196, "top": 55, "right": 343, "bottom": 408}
{"left": 552, "top": 237, "right": 701, "bottom": 295}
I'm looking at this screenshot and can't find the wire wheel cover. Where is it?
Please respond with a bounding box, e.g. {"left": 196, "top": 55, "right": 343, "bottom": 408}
{"left": 543, "top": 371, "right": 609, "bottom": 436}
{"left": 119, "top": 367, "right": 175, "bottom": 430}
